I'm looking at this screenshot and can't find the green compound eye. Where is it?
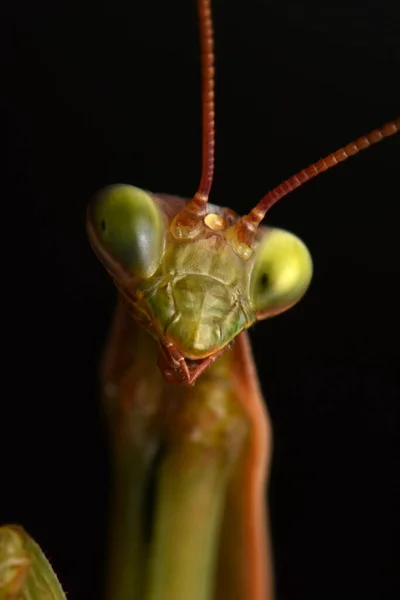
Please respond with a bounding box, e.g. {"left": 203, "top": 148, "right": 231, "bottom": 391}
{"left": 87, "top": 184, "right": 165, "bottom": 279}
{"left": 250, "top": 228, "right": 313, "bottom": 319}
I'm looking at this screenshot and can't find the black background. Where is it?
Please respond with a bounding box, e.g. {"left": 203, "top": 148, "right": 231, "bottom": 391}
{"left": 1, "top": 1, "right": 399, "bottom": 599}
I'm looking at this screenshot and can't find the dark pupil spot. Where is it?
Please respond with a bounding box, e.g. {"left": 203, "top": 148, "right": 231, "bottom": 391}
{"left": 260, "top": 272, "right": 269, "bottom": 288}
{"left": 101, "top": 219, "right": 106, "bottom": 232}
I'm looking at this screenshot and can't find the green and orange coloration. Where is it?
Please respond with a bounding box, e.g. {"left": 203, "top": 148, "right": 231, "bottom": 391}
{"left": 87, "top": 186, "right": 313, "bottom": 384}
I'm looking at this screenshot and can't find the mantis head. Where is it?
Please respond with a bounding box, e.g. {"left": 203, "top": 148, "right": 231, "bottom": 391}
{"left": 86, "top": 0, "right": 398, "bottom": 385}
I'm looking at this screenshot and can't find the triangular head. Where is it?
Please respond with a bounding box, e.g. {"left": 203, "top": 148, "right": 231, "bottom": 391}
{"left": 87, "top": 185, "right": 312, "bottom": 384}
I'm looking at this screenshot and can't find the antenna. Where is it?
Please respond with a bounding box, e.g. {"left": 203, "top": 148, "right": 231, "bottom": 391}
{"left": 172, "top": 0, "right": 215, "bottom": 237}
{"left": 234, "top": 117, "right": 399, "bottom": 246}
{"left": 195, "top": 0, "right": 215, "bottom": 204}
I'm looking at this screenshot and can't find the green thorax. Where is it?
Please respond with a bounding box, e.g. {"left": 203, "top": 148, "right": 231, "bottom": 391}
{"left": 133, "top": 233, "right": 256, "bottom": 359}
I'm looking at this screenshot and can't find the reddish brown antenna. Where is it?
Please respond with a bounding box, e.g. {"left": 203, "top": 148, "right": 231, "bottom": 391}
{"left": 234, "top": 117, "right": 400, "bottom": 246}
{"left": 195, "top": 0, "right": 215, "bottom": 203}
{"left": 172, "top": 0, "right": 215, "bottom": 237}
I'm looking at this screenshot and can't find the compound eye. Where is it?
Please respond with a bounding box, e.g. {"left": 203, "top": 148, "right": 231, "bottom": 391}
{"left": 87, "top": 184, "right": 165, "bottom": 279}
{"left": 250, "top": 228, "right": 313, "bottom": 319}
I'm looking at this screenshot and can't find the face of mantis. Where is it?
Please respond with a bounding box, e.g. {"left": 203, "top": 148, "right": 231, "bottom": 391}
{"left": 86, "top": 184, "right": 312, "bottom": 383}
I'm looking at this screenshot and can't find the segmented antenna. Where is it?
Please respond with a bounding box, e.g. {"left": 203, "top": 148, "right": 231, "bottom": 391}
{"left": 236, "top": 117, "right": 399, "bottom": 244}
{"left": 196, "top": 0, "right": 215, "bottom": 204}
{"left": 172, "top": 0, "right": 215, "bottom": 236}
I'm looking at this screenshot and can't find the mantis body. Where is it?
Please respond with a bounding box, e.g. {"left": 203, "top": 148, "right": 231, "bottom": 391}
{"left": 1, "top": 1, "right": 399, "bottom": 599}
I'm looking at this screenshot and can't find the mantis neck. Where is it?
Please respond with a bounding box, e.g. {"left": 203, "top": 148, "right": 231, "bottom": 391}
{"left": 101, "top": 295, "right": 249, "bottom": 600}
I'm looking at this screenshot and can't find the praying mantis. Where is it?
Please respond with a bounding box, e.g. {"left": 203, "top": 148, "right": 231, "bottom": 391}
{"left": 1, "top": 0, "right": 399, "bottom": 599}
